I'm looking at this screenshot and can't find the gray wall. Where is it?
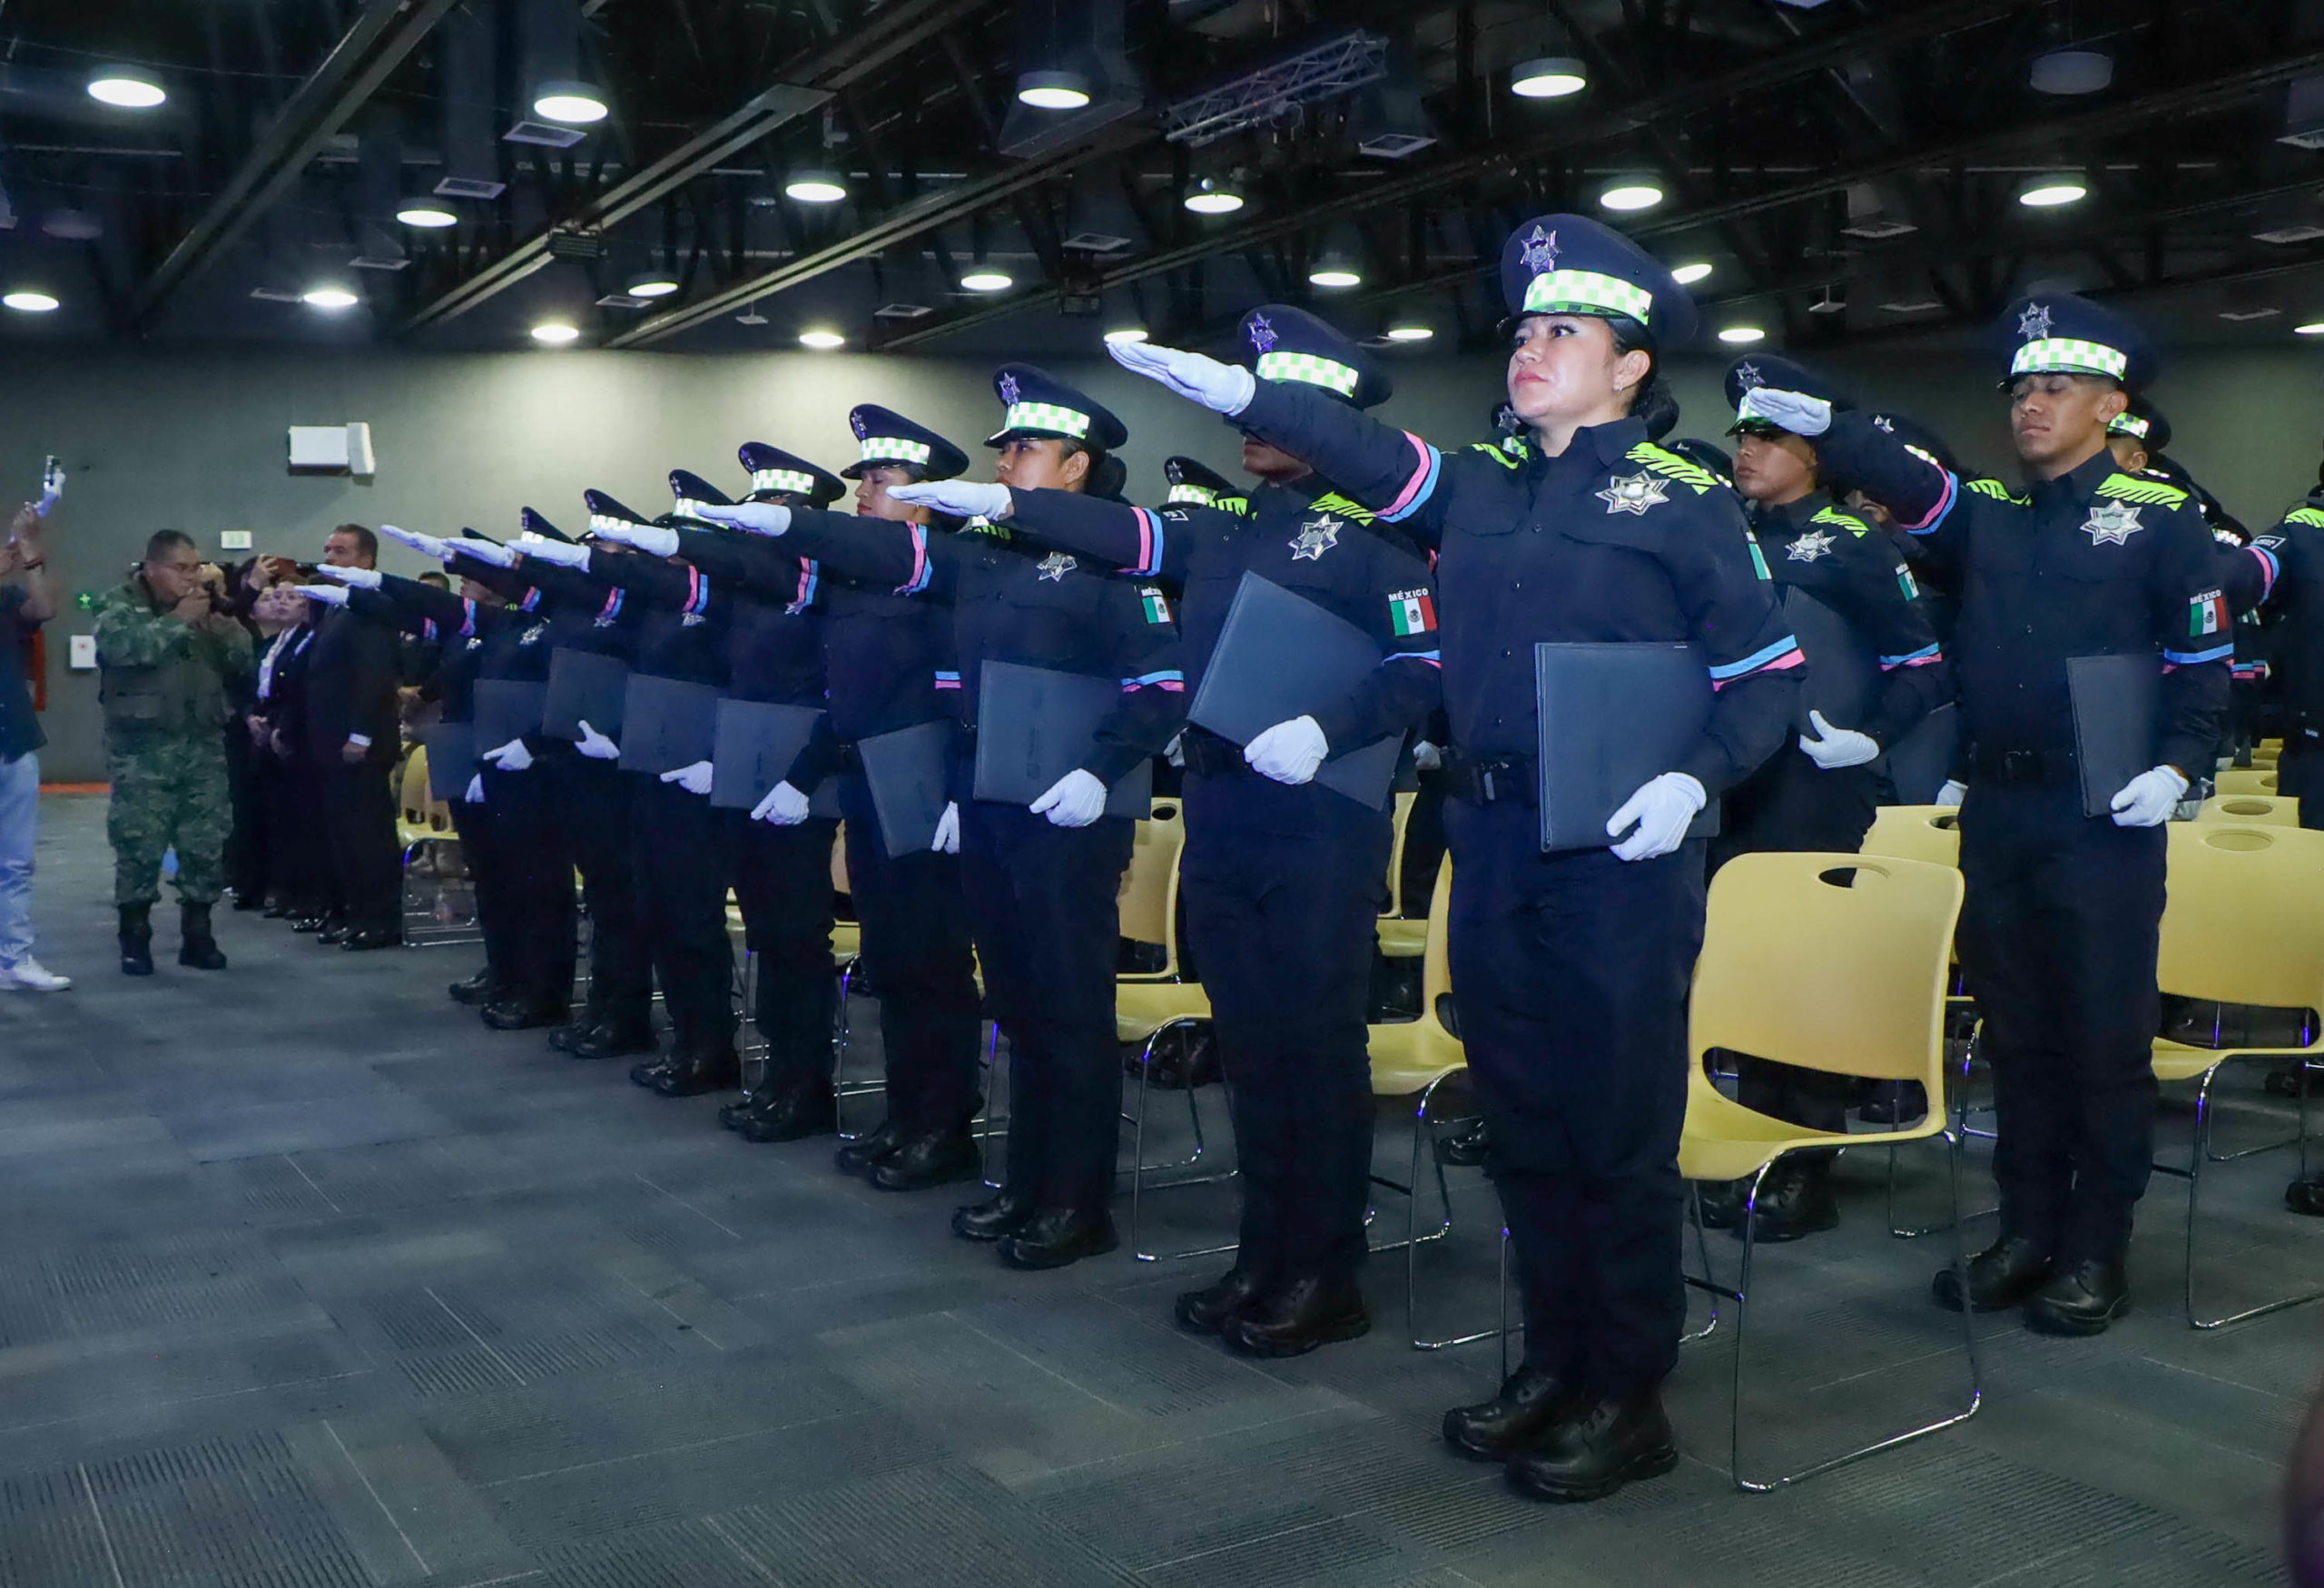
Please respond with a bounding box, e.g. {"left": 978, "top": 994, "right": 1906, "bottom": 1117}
{"left": 11, "top": 340, "right": 2319, "bottom": 780}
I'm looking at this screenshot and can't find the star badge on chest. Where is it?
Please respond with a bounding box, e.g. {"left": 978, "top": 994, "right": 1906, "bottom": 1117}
{"left": 1037, "top": 551, "right": 1077, "bottom": 582}
{"left": 518, "top": 623, "right": 547, "bottom": 646}
{"left": 1786, "top": 528, "right": 1837, "bottom": 562}
{"left": 1290, "top": 513, "right": 1343, "bottom": 560}
{"left": 1596, "top": 471, "right": 1669, "bottom": 517}
{"left": 2083, "top": 499, "right": 2143, "bottom": 546}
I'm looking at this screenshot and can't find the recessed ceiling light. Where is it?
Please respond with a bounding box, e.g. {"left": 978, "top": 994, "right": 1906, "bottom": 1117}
{"left": 960, "top": 268, "right": 1013, "bottom": 292}
{"left": 798, "top": 329, "right": 845, "bottom": 350}
{"left": 1017, "top": 71, "right": 1091, "bottom": 111}
{"left": 3, "top": 291, "right": 59, "bottom": 313}
{"left": 627, "top": 276, "right": 680, "bottom": 299}
{"left": 784, "top": 172, "right": 847, "bottom": 203}
{"left": 2297, "top": 322, "right": 2324, "bottom": 336}
{"left": 1717, "top": 325, "right": 1766, "bottom": 344}
{"left": 1384, "top": 324, "right": 1433, "bottom": 342}
{"left": 1102, "top": 325, "right": 1148, "bottom": 345}
{"left": 1307, "top": 265, "right": 1362, "bottom": 289}
{"left": 530, "top": 321, "right": 581, "bottom": 344}
{"left": 1598, "top": 179, "right": 1665, "bottom": 212}
{"left": 396, "top": 203, "right": 458, "bottom": 229}
{"left": 2017, "top": 175, "right": 2087, "bottom": 208}
{"left": 1509, "top": 57, "right": 1588, "bottom": 99}
{"left": 531, "top": 83, "right": 608, "bottom": 125}
{"left": 87, "top": 68, "right": 165, "bottom": 109}
{"left": 1670, "top": 261, "right": 1714, "bottom": 285}
{"left": 302, "top": 287, "right": 359, "bottom": 311}
{"left": 1183, "top": 177, "right": 1245, "bottom": 215}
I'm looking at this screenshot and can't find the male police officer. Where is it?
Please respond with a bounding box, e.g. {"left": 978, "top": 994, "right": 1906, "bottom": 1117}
{"left": 1750, "top": 293, "right": 2229, "bottom": 1334}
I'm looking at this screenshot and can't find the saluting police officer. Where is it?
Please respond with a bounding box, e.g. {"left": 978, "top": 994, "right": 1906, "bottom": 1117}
{"left": 691, "top": 370, "right": 1186, "bottom": 1271}
{"left": 1756, "top": 293, "right": 2230, "bottom": 1335}
{"left": 897, "top": 311, "right": 1441, "bottom": 1355}
{"left": 1160, "top": 455, "right": 1237, "bottom": 509}
{"left": 1112, "top": 215, "right": 1800, "bottom": 1502}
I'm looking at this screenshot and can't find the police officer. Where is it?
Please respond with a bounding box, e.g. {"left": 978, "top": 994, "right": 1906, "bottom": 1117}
{"left": 1700, "top": 356, "right": 1952, "bottom": 1243}
{"left": 1752, "top": 292, "right": 2230, "bottom": 1336}
{"left": 2105, "top": 398, "right": 2168, "bottom": 478}
{"left": 629, "top": 413, "right": 983, "bottom": 1182}
{"left": 1161, "top": 455, "right": 1237, "bottom": 508}
{"left": 896, "top": 311, "right": 1441, "bottom": 1354}
{"left": 689, "top": 370, "right": 1186, "bottom": 1271}
{"left": 1112, "top": 215, "right": 1799, "bottom": 1501}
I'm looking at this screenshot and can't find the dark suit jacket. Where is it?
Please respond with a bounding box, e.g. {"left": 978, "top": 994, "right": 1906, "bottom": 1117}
{"left": 303, "top": 605, "right": 400, "bottom": 765}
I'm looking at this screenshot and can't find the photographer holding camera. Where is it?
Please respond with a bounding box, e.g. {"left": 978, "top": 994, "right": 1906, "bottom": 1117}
{"left": 94, "top": 530, "right": 253, "bottom": 975}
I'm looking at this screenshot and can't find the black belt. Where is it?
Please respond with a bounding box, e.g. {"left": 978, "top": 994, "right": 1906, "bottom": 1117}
{"left": 1178, "top": 727, "right": 1253, "bottom": 779}
{"left": 1963, "top": 745, "right": 2077, "bottom": 785}
{"left": 1441, "top": 752, "right": 1536, "bottom": 806}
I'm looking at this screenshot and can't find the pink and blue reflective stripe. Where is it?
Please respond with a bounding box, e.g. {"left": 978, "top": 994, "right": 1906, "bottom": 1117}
{"left": 934, "top": 670, "right": 962, "bottom": 690}
{"left": 1386, "top": 649, "right": 1441, "bottom": 667}
{"left": 517, "top": 587, "right": 543, "bottom": 612}
{"left": 1378, "top": 434, "right": 1443, "bottom": 523}
{"left": 1878, "top": 642, "right": 1941, "bottom": 670}
{"left": 598, "top": 587, "right": 625, "bottom": 622}
{"left": 2163, "top": 642, "right": 2233, "bottom": 667}
{"left": 459, "top": 598, "right": 478, "bottom": 639}
{"left": 683, "top": 567, "right": 711, "bottom": 616}
{"left": 896, "top": 526, "right": 933, "bottom": 594}
{"left": 794, "top": 560, "right": 820, "bottom": 607}
{"left": 1709, "top": 636, "right": 1803, "bottom": 691}
{"left": 1902, "top": 465, "right": 1958, "bottom": 535}
{"left": 1126, "top": 508, "right": 1167, "bottom": 577}
{"left": 2248, "top": 544, "right": 2280, "bottom": 602}
{"left": 1123, "top": 670, "right": 1185, "bottom": 692}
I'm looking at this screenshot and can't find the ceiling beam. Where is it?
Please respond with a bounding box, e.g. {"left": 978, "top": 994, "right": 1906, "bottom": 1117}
{"left": 400, "top": 0, "right": 995, "bottom": 332}
{"left": 129, "top": 0, "right": 460, "bottom": 329}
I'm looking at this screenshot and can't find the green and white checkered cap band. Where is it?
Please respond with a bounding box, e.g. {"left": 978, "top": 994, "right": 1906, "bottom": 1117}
{"left": 859, "top": 436, "right": 933, "bottom": 466}
{"left": 1166, "top": 482, "right": 1218, "bottom": 506}
{"left": 671, "top": 497, "right": 717, "bottom": 521}
{"left": 2107, "top": 412, "right": 2151, "bottom": 439}
{"left": 587, "top": 511, "right": 646, "bottom": 537}
{"left": 750, "top": 467, "right": 817, "bottom": 496}
{"left": 1521, "top": 268, "right": 1654, "bottom": 323}
{"left": 1000, "top": 400, "right": 1090, "bottom": 439}
{"left": 1255, "top": 350, "right": 1359, "bottom": 397}
{"left": 2012, "top": 337, "right": 2128, "bottom": 380}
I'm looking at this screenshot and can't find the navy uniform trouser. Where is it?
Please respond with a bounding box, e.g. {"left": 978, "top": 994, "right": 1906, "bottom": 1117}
{"left": 553, "top": 755, "right": 654, "bottom": 1030}
{"left": 629, "top": 774, "right": 735, "bottom": 1055}
{"left": 479, "top": 762, "right": 577, "bottom": 1010}
{"left": 1956, "top": 779, "right": 2164, "bottom": 1262}
{"left": 838, "top": 771, "right": 981, "bottom": 1133}
{"left": 448, "top": 793, "right": 515, "bottom": 989}
{"left": 959, "top": 801, "right": 1134, "bottom": 1213}
{"left": 1708, "top": 745, "right": 1883, "bottom": 1146}
{"left": 1445, "top": 798, "right": 1701, "bottom": 1400}
{"left": 2283, "top": 736, "right": 2324, "bottom": 831}
{"left": 724, "top": 808, "right": 840, "bottom": 1080}
{"left": 1181, "top": 773, "right": 1388, "bottom": 1285}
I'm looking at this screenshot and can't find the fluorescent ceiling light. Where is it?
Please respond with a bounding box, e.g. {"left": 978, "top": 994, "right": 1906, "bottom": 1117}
{"left": 530, "top": 321, "right": 581, "bottom": 344}
{"left": 1599, "top": 180, "right": 1665, "bottom": 212}
{"left": 2017, "top": 175, "right": 2088, "bottom": 208}
{"left": 2297, "top": 322, "right": 2324, "bottom": 336}
{"left": 301, "top": 287, "right": 359, "bottom": 311}
{"left": 1017, "top": 71, "right": 1090, "bottom": 111}
{"left": 1102, "top": 326, "right": 1148, "bottom": 344}
{"left": 798, "top": 329, "right": 845, "bottom": 350}
{"left": 1183, "top": 178, "right": 1244, "bottom": 214}
{"left": 531, "top": 83, "right": 608, "bottom": 125}
{"left": 1670, "top": 261, "right": 1714, "bottom": 285}
{"left": 3, "top": 291, "right": 59, "bottom": 313}
{"left": 1717, "top": 325, "right": 1766, "bottom": 344}
{"left": 1384, "top": 324, "right": 1433, "bottom": 342}
{"left": 960, "top": 269, "right": 1013, "bottom": 292}
{"left": 1510, "top": 57, "right": 1587, "bottom": 99}
{"left": 87, "top": 69, "right": 165, "bottom": 109}
{"left": 396, "top": 203, "right": 458, "bottom": 229}
{"left": 1307, "top": 266, "right": 1362, "bottom": 289}
{"left": 627, "top": 276, "right": 679, "bottom": 299}
{"left": 784, "top": 173, "right": 847, "bottom": 203}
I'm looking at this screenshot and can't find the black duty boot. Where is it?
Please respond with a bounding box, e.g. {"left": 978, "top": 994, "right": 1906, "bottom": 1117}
{"left": 178, "top": 903, "right": 227, "bottom": 971}
{"left": 735, "top": 1075, "right": 840, "bottom": 1143}
{"left": 952, "top": 1187, "right": 1038, "bottom": 1243}
{"left": 290, "top": 913, "right": 327, "bottom": 934}
{"left": 2289, "top": 1174, "right": 2324, "bottom": 1217}
{"left": 1436, "top": 1117, "right": 1492, "bottom": 1169}
{"left": 1737, "top": 1157, "right": 1838, "bottom": 1244}
{"left": 1504, "top": 1389, "right": 1679, "bottom": 1503}
{"left": 1443, "top": 1366, "right": 1574, "bottom": 1462}
{"left": 835, "top": 1118, "right": 906, "bottom": 1176}
{"left": 448, "top": 968, "right": 497, "bottom": 1005}
{"left": 340, "top": 925, "right": 402, "bottom": 952}
{"left": 547, "top": 1020, "right": 597, "bottom": 1053}
{"left": 1693, "top": 1179, "right": 1746, "bottom": 1231}
{"left": 1931, "top": 1233, "right": 2053, "bottom": 1313}
{"left": 319, "top": 919, "right": 351, "bottom": 945}
{"left": 629, "top": 1056, "right": 675, "bottom": 1089}
{"left": 870, "top": 1128, "right": 980, "bottom": 1191}
{"left": 480, "top": 998, "right": 569, "bottom": 1031}
{"left": 1858, "top": 1080, "right": 1928, "bottom": 1125}
{"left": 997, "top": 1205, "right": 1119, "bottom": 1270}
{"left": 572, "top": 1021, "right": 657, "bottom": 1061}
{"left": 651, "top": 1045, "right": 741, "bottom": 1098}
{"left": 1221, "top": 1275, "right": 1370, "bottom": 1358}
{"left": 118, "top": 905, "right": 154, "bottom": 977}
{"left": 1175, "top": 1267, "right": 1269, "bottom": 1336}
{"left": 2023, "top": 1257, "right": 2130, "bottom": 1336}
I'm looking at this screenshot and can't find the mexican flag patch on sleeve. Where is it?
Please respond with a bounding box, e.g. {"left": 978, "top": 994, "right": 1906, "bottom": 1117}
{"left": 2191, "top": 587, "right": 2229, "bottom": 637}
{"left": 1389, "top": 588, "right": 1436, "bottom": 636}
{"left": 1139, "top": 587, "right": 1172, "bottom": 625}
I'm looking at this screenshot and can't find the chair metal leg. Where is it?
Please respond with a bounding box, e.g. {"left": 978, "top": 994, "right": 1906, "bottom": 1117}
{"left": 2173, "top": 1056, "right": 2324, "bottom": 1330}
{"left": 1887, "top": 1037, "right": 1999, "bottom": 1238}
{"left": 1396, "top": 1075, "right": 1496, "bottom": 1351}
{"left": 1128, "top": 1020, "right": 1237, "bottom": 1264}
{"left": 734, "top": 949, "right": 765, "bottom": 1103}
{"left": 1682, "top": 1182, "right": 1719, "bottom": 1344}
{"left": 977, "top": 1021, "right": 1006, "bottom": 1189}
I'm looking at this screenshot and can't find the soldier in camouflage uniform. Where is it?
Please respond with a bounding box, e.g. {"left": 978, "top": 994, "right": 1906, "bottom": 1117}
{"left": 94, "top": 530, "right": 254, "bottom": 974}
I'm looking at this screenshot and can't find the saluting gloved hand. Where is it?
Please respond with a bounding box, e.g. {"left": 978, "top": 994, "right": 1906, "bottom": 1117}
{"left": 1245, "top": 715, "right": 1328, "bottom": 785}
{"left": 520, "top": 537, "right": 592, "bottom": 568}
{"left": 1934, "top": 779, "right": 1966, "bottom": 807}
{"left": 658, "top": 760, "right": 713, "bottom": 796}
{"left": 1031, "top": 769, "right": 1107, "bottom": 827}
{"left": 931, "top": 801, "right": 960, "bottom": 853}
{"left": 889, "top": 481, "right": 1013, "bottom": 521}
{"left": 1798, "top": 710, "right": 1880, "bottom": 770}
{"left": 2109, "top": 764, "right": 2188, "bottom": 828}
{"left": 483, "top": 738, "right": 533, "bottom": 772}
{"left": 752, "top": 780, "right": 812, "bottom": 825}
{"left": 689, "top": 503, "right": 790, "bottom": 538}
{"left": 294, "top": 583, "right": 349, "bottom": 607}
{"left": 1736, "top": 387, "right": 1833, "bottom": 437}
{"left": 1106, "top": 340, "right": 1256, "bottom": 417}
{"left": 379, "top": 524, "right": 450, "bottom": 561}
{"left": 460, "top": 538, "right": 519, "bottom": 568}
{"left": 313, "top": 564, "right": 383, "bottom": 589}
{"left": 590, "top": 520, "right": 681, "bottom": 556}
{"left": 575, "top": 719, "right": 621, "bottom": 761}
{"left": 463, "top": 774, "right": 485, "bottom": 804}
{"left": 1607, "top": 771, "right": 1708, "bottom": 862}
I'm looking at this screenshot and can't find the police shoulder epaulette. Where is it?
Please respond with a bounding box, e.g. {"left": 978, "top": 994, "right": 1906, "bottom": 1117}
{"left": 1966, "top": 478, "right": 2030, "bottom": 506}
{"left": 2095, "top": 472, "right": 2189, "bottom": 508}
{"left": 1624, "top": 442, "right": 1720, "bottom": 494}
{"left": 1464, "top": 438, "right": 1526, "bottom": 469}
{"left": 1310, "top": 491, "right": 1377, "bottom": 525}
{"left": 2284, "top": 506, "right": 2324, "bottom": 529}
{"left": 1808, "top": 505, "right": 1873, "bottom": 538}
{"left": 1213, "top": 494, "right": 1254, "bottom": 518}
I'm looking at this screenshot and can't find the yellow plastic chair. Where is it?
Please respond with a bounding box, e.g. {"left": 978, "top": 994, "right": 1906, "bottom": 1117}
{"left": 395, "top": 745, "right": 440, "bottom": 860}
{"left": 1859, "top": 804, "right": 1960, "bottom": 868}
{"left": 2150, "top": 823, "right": 2324, "bottom": 1328}
{"left": 2200, "top": 794, "right": 2298, "bottom": 828}
{"left": 1377, "top": 791, "right": 1428, "bottom": 960}
{"left": 1681, "top": 851, "right": 1979, "bottom": 1492}
{"left": 2216, "top": 767, "right": 2278, "bottom": 796}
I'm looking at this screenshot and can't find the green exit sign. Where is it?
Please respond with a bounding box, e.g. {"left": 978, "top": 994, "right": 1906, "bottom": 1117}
{"left": 74, "top": 591, "right": 94, "bottom": 611}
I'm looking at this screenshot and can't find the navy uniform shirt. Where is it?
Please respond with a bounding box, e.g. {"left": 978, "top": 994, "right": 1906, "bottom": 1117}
{"left": 2240, "top": 496, "right": 2323, "bottom": 740}
{"left": 773, "top": 508, "right": 1186, "bottom": 790}
{"left": 585, "top": 535, "right": 823, "bottom": 705}
{"left": 1231, "top": 379, "right": 1803, "bottom": 792}
{"left": 583, "top": 547, "right": 729, "bottom": 687}
{"left": 1747, "top": 490, "right": 1950, "bottom": 749}
{"left": 1816, "top": 414, "right": 2229, "bottom": 778}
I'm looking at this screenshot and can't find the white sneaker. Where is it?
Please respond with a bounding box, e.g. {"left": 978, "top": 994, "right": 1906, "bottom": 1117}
{"left": 0, "top": 958, "right": 72, "bottom": 992}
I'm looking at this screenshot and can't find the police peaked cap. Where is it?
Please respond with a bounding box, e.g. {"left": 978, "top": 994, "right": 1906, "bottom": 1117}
{"left": 1725, "top": 353, "right": 1855, "bottom": 435}
{"left": 1162, "top": 455, "right": 1237, "bottom": 506}
{"left": 1236, "top": 304, "right": 1392, "bottom": 409}
{"left": 986, "top": 364, "right": 1128, "bottom": 450}
{"left": 841, "top": 405, "right": 968, "bottom": 481}
{"left": 582, "top": 489, "right": 657, "bottom": 539}
{"left": 2109, "top": 397, "right": 2171, "bottom": 452}
{"left": 1665, "top": 439, "right": 1735, "bottom": 485}
{"left": 1864, "top": 413, "right": 1964, "bottom": 480}
{"left": 1994, "top": 292, "right": 2156, "bottom": 390}
{"left": 513, "top": 508, "right": 574, "bottom": 544}
{"left": 737, "top": 442, "right": 847, "bottom": 508}
{"left": 1498, "top": 214, "right": 1698, "bottom": 348}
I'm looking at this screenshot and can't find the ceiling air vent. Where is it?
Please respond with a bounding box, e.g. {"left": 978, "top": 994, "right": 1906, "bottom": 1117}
{"left": 505, "top": 119, "right": 586, "bottom": 149}
{"left": 435, "top": 175, "right": 506, "bottom": 200}
{"left": 874, "top": 302, "right": 933, "bottom": 320}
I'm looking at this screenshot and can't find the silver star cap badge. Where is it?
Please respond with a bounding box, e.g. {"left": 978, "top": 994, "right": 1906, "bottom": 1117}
{"left": 1787, "top": 528, "right": 1837, "bottom": 562}
{"left": 998, "top": 373, "right": 1020, "bottom": 406}
{"left": 1520, "top": 226, "right": 1559, "bottom": 274}
{"left": 2083, "top": 499, "right": 2143, "bottom": 546}
{"left": 2018, "top": 301, "right": 2053, "bottom": 341}
{"left": 1289, "top": 513, "right": 1343, "bottom": 560}
{"left": 1247, "top": 313, "right": 1276, "bottom": 355}
{"left": 1595, "top": 471, "right": 1671, "bottom": 517}
{"left": 1734, "top": 361, "right": 1765, "bottom": 390}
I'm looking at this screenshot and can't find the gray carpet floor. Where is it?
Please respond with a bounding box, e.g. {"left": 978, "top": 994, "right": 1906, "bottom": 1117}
{"left": 0, "top": 791, "right": 2312, "bottom": 1587}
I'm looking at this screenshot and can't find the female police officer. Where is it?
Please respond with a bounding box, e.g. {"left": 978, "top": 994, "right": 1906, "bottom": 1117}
{"left": 1108, "top": 215, "right": 1799, "bottom": 1502}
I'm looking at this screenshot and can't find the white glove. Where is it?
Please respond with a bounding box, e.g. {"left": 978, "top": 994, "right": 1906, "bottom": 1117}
{"left": 460, "top": 538, "right": 518, "bottom": 568}
{"left": 1736, "top": 387, "right": 1832, "bottom": 437}
{"left": 1107, "top": 340, "right": 1256, "bottom": 416}
{"left": 313, "top": 564, "right": 382, "bottom": 589}
{"left": 484, "top": 737, "right": 533, "bottom": 772}
{"left": 889, "top": 481, "right": 1014, "bottom": 520}
{"left": 691, "top": 502, "right": 791, "bottom": 538}
{"left": 591, "top": 520, "right": 680, "bottom": 557}
{"left": 1935, "top": 779, "right": 1966, "bottom": 807}
{"left": 1031, "top": 768, "right": 1108, "bottom": 827}
{"left": 576, "top": 719, "right": 621, "bottom": 761}
{"left": 1606, "top": 771, "right": 1708, "bottom": 862}
{"left": 519, "top": 537, "right": 592, "bottom": 567}
{"left": 463, "top": 773, "right": 485, "bottom": 804}
{"left": 2109, "top": 764, "right": 2189, "bottom": 828}
{"left": 1412, "top": 739, "right": 1443, "bottom": 772}
{"left": 379, "top": 524, "right": 450, "bottom": 560}
{"left": 1245, "top": 715, "right": 1328, "bottom": 785}
{"left": 294, "top": 583, "right": 349, "bottom": 607}
{"left": 752, "top": 780, "right": 812, "bottom": 825}
{"left": 931, "top": 801, "right": 960, "bottom": 853}
{"left": 1798, "top": 710, "right": 1880, "bottom": 770}
{"left": 658, "top": 759, "right": 713, "bottom": 795}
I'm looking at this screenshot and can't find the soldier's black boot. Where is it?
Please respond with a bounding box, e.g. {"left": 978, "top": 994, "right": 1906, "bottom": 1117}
{"left": 118, "top": 905, "right": 153, "bottom": 977}
{"left": 178, "top": 903, "right": 228, "bottom": 971}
